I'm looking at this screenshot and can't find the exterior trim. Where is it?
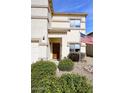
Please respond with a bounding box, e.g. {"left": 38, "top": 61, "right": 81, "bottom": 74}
{"left": 52, "top": 20, "right": 69, "bottom": 22}
{"left": 67, "top": 42, "right": 86, "bottom": 47}
{"left": 69, "top": 28, "right": 85, "bottom": 30}
{"left": 67, "top": 42, "right": 80, "bottom": 44}
{"left": 52, "top": 20, "right": 85, "bottom": 23}
{"left": 48, "top": 27, "right": 69, "bottom": 30}
{"left": 39, "top": 43, "right": 48, "bottom": 46}
{"left": 48, "top": 27, "right": 85, "bottom": 30}
{"left": 48, "top": 31, "right": 67, "bottom": 34}
{"left": 53, "top": 13, "right": 88, "bottom": 17}
{"left": 31, "top": 16, "right": 48, "bottom": 19}
{"left": 31, "top": 16, "right": 50, "bottom": 22}
{"left": 31, "top": 38, "right": 40, "bottom": 43}
{"left": 31, "top": 5, "right": 48, "bottom": 8}
{"left": 48, "top": 0, "right": 54, "bottom": 15}
{"left": 81, "top": 43, "right": 86, "bottom": 47}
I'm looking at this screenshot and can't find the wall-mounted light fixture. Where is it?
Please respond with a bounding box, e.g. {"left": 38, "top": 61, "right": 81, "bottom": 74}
{"left": 43, "top": 36, "right": 45, "bottom": 40}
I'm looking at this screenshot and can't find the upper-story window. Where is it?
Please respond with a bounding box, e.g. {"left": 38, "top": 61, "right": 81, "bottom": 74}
{"left": 70, "top": 19, "right": 81, "bottom": 28}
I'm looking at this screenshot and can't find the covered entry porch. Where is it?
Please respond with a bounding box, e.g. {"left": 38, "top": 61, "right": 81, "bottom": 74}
{"left": 49, "top": 38, "right": 62, "bottom": 60}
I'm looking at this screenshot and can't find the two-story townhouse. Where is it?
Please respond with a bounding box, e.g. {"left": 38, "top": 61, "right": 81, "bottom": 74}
{"left": 31, "top": 0, "right": 87, "bottom": 63}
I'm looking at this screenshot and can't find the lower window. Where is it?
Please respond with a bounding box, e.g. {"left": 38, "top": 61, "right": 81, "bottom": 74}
{"left": 69, "top": 43, "right": 80, "bottom": 52}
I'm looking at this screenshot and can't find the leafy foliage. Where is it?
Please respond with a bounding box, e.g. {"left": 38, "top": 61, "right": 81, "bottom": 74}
{"left": 31, "top": 61, "right": 57, "bottom": 79}
{"left": 31, "top": 60, "right": 92, "bottom": 93}
{"left": 59, "top": 74, "right": 92, "bottom": 93}
{"left": 31, "top": 61, "right": 57, "bottom": 93}
{"left": 58, "top": 58, "right": 74, "bottom": 71}
{"left": 32, "top": 76, "right": 62, "bottom": 93}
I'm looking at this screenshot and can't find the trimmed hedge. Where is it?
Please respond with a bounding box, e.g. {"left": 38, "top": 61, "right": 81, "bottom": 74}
{"left": 68, "top": 52, "right": 85, "bottom": 61}
{"left": 58, "top": 58, "right": 74, "bottom": 71}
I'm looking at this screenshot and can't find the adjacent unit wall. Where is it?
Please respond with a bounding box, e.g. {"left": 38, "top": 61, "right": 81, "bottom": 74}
{"left": 31, "top": 0, "right": 49, "bottom": 63}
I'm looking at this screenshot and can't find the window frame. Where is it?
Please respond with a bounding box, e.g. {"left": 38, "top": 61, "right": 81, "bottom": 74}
{"left": 70, "top": 19, "right": 81, "bottom": 28}
{"left": 69, "top": 43, "right": 81, "bottom": 53}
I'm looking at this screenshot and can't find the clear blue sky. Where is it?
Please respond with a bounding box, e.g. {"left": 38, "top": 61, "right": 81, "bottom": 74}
{"left": 52, "top": 0, "right": 93, "bottom": 33}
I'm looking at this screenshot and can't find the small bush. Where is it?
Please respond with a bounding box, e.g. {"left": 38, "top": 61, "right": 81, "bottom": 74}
{"left": 31, "top": 61, "right": 57, "bottom": 79}
{"left": 59, "top": 74, "right": 92, "bottom": 93}
{"left": 68, "top": 52, "right": 85, "bottom": 62}
{"left": 58, "top": 58, "right": 74, "bottom": 71}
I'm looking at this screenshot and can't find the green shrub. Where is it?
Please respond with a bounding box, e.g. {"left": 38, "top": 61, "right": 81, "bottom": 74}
{"left": 31, "top": 61, "right": 57, "bottom": 93}
{"left": 32, "top": 74, "right": 92, "bottom": 93}
{"left": 68, "top": 52, "right": 85, "bottom": 62}
{"left": 31, "top": 60, "right": 92, "bottom": 93}
{"left": 31, "top": 60, "right": 57, "bottom": 79}
{"left": 32, "top": 76, "right": 62, "bottom": 93}
{"left": 59, "top": 74, "right": 92, "bottom": 93}
{"left": 58, "top": 58, "right": 74, "bottom": 71}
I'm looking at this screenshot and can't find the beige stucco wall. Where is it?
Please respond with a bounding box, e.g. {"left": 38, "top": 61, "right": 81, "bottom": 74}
{"left": 31, "top": 0, "right": 48, "bottom": 6}
{"left": 31, "top": 19, "right": 48, "bottom": 42}
{"left": 31, "top": 0, "right": 49, "bottom": 63}
{"left": 51, "top": 22, "right": 70, "bottom": 28}
{"left": 51, "top": 16, "right": 86, "bottom": 30}
{"left": 31, "top": 43, "right": 41, "bottom": 63}
{"left": 31, "top": 19, "right": 48, "bottom": 63}
{"left": 52, "top": 16, "right": 85, "bottom": 22}
{"left": 31, "top": 8, "right": 48, "bottom": 17}
{"left": 67, "top": 30, "right": 80, "bottom": 42}
{"left": 62, "top": 35, "right": 69, "bottom": 59}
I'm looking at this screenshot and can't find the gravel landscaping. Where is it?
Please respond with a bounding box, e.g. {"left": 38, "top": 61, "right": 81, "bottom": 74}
{"left": 56, "top": 57, "right": 93, "bottom": 81}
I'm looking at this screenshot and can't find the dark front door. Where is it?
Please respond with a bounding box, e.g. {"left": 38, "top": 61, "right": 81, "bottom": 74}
{"left": 53, "top": 43, "right": 60, "bottom": 60}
